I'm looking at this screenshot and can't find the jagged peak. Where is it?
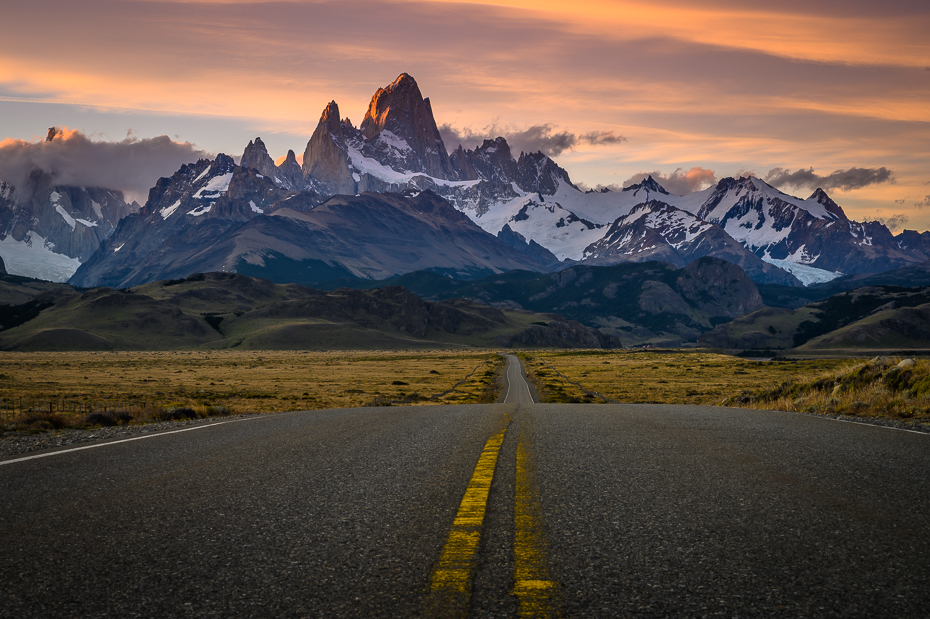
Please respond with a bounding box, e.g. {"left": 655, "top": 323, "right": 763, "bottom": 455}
{"left": 321, "top": 100, "right": 339, "bottom": 121}
{"left": 623, "top": 175, "right": 669, "bottom": 195}
{"left": 808, "top": 187, "right": 831, "bottom": 202}
{"left": 474, "top": 136, "right": 513, "bottom": 158}
{"left": 360, "top": 73, "right": 428, "bottom": 140}
{"left": 211, "top": 153, "right": 236, "bottom": 174}
{"left": 392, "top": 72, "right": 418, "bottom": 90}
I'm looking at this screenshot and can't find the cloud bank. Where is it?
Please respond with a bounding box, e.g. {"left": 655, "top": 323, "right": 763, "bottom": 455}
{"left": 0, "top": 128, "right": 209, "bottom": 203}
{"left": 763, "top": 166, "right": 894, "bottom": 192}
{"left": 438, "top": 123, "right": 625, "bottom": 158}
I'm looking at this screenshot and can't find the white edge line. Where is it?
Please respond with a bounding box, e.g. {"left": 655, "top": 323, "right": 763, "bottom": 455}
{"left": 812, "top": 413, "right": 929, "bottom": 436}
{"left": 721, "top": 405, "right": 930, "bottom": 436}
{"left": 520, "top": 363, "right": 533, "bottom": 403}
{"left": 0, "top": 416, "right": 262, "bottom": 467}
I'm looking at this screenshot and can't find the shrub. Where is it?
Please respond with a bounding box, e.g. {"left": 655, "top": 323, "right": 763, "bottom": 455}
{"left": 15, "top": 412, "right": 70, "bottom": 431}
{"left": 84, "top": 410, "right": 133, "bottom": 427}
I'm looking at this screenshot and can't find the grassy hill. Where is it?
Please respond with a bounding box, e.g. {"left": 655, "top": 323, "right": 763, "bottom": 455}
{"left": 700, "top": 285, "right": 930, "bottom": 353}
{"left": 0, "top": 272, "right": 616, "bottom": 351}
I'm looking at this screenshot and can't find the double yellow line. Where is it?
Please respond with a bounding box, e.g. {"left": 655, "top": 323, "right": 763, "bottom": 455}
{"left": 426, "top": 422, "right": 559, "bottom": 618}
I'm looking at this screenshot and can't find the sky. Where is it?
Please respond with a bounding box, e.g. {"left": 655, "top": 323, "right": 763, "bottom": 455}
{"left": 0, "top": 0, "right": 928, "bottom": 228}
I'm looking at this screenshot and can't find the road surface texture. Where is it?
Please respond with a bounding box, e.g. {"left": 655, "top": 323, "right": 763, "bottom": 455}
{"left": 2, "top": 355, "right": 929, "bottom": 617}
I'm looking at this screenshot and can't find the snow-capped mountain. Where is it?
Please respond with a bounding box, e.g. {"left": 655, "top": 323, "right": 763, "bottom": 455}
{"left": 464, "top": 172, "right": 922, "bottom": 285}
{"left": 580, "top": 200, "right": 799, "bottom": 285}
{"left": 0, "top": 171, "right": 135, "bottom": 282}
{"left": 35, "top": 72, "right": 930, "bottom": 289}
{"left": 69, "top": 152, "right": 553, "bottom": 288}
{"left": 690, "top": 177, "right": 917, "bottom": 279}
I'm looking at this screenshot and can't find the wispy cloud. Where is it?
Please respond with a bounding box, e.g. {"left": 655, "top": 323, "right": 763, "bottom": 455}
{"left": 763, "top": 166, "right": 894, "bottom": 192}
{"left": 438, "top": 123, "right": 624, "bottom": 157}
{"left": 0, "top": 128, "right": 209, "bottom": 203}
{"left": 874, "top": 212, "right": 909, "bottom": 231}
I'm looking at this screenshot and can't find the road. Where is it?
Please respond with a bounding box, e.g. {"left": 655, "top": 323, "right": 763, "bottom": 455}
{"left": 1, "top": 355, "right": 929, "bottom": 617}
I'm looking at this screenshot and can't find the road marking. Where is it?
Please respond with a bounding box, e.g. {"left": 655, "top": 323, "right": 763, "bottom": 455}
{"left": 0, "top": 417, "right": 260, "bottom": 467}
{"left": 426, "top": 427, "right": 507, "bottom": 617}
{"left": 513, "top": 438, "right": 559, "bottom": 618}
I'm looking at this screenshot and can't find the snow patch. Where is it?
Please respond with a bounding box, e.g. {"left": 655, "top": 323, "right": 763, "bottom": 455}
{"left": 345, "top": 143, "right": 480, "bottom": 189}
{"left": 0, "top": 232, "right": 82, "bottom": 282}
{"left": 193, "top": 167, "right": 211, "bottom": 183}
{"left": 91, "top": 200, "right": 103, "bottom": 219}
{"left": 113, "top": 243, "right": 124, "bottom": 253}
{"left": 762, "top": 257, "right": 842, "bottom": 286}
{"left": 188, "top": 203, "right": 213, "bottom": 217}
{"left": 160, "top": 199, "right": 182, "bottom": 219}
{"left": 192, "top": 172, "right": 233, "bottom": 199}
{"left": 378, "top": 130, "right": 413, "bottom": 154}
{"left": 249, "top": 200, "right": 263, "bottom": 214}
{"left": 55, "top": 205, "right": 76, "bottom": 230}
{"left": 75, "top": 218, "right": 98, "bottom": 228}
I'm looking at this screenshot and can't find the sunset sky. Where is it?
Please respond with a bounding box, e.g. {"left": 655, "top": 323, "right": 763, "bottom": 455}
{"left": 1, "top": 0, "right": 928, "bottom": 228}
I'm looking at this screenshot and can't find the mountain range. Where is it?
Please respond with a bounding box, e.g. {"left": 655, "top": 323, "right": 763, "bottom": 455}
{"left": 0, "top": 72, "right": 926, "bottom": 297}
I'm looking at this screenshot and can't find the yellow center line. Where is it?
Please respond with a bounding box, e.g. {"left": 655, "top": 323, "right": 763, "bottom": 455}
{"left": 426, "top": 426, "right": 508, "bottom": 618}
{"left": 514, "top": 439, "right": 560, "bottom": 618}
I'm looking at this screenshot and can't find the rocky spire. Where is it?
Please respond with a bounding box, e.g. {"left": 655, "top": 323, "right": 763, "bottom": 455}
{"left": 358, "top": 73, "right": 455, "bottom": 179}
{"left": 275, "top": 149, "right": 304, "bottom": 189}
{"left": 240, "top": 137, "right": 277, "bottom": 178}
{"left": 302, "top": 101, "right": 356, "bottom": 195}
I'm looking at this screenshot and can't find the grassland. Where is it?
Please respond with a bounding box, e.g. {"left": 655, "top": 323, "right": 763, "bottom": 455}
{"left": 722, "top": 356, "right": 930, "bottom": 423}
{"left": 519, "top": 349, "right": 853, "bottom": 405}
{"left": 0, "top": 350, "right": 504, "bottom": 432}
{"left": 520, "top": 349, "right": 930, "bottom": 424}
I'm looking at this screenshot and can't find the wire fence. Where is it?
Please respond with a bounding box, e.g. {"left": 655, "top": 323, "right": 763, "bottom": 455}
{"left": 0, "top": 397, "right": 154, "bottom": 423}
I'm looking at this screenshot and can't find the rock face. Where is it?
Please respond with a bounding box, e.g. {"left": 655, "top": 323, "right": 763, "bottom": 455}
{"left": 496, "top": 224, "right": 562, "bottom": 270}
{"left": 895, "top": 229, "right": 930, "bottom": 260}
{"left": 0, "top": 171, "right": 134, "bottom": 282}
{"left": 296, "top": 73, "right": 574, "bottom": 216}
{"left": 359, "top": 73, "right": 457, "bottom": 180}
{"left": 240, "top": 137, "right": 277, "bottom": 178}
{"left": 302, "top": 101, "right": 357, "bottom": 195}
{"left": 276, "top": 150, "right": 304, "bottom": 190}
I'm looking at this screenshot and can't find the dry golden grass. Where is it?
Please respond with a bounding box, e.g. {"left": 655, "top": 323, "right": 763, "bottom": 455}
{"left": 519, "top": 350, "right": 855, "bottom": 406}
{"left": 725, "top": 356, "right": 930, "bottom": 422}
{"left": 0, "top": 350, "right": 505, "bottom": 430}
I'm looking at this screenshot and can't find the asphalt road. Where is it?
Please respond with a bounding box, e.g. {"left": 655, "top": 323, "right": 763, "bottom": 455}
{"left": 1, "top": 355, "right": 929, "bottom": 617}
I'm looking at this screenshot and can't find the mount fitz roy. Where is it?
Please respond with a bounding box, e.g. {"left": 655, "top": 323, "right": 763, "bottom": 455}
{"left": 0, "top": 73, "right": 923, "bottom": 289}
